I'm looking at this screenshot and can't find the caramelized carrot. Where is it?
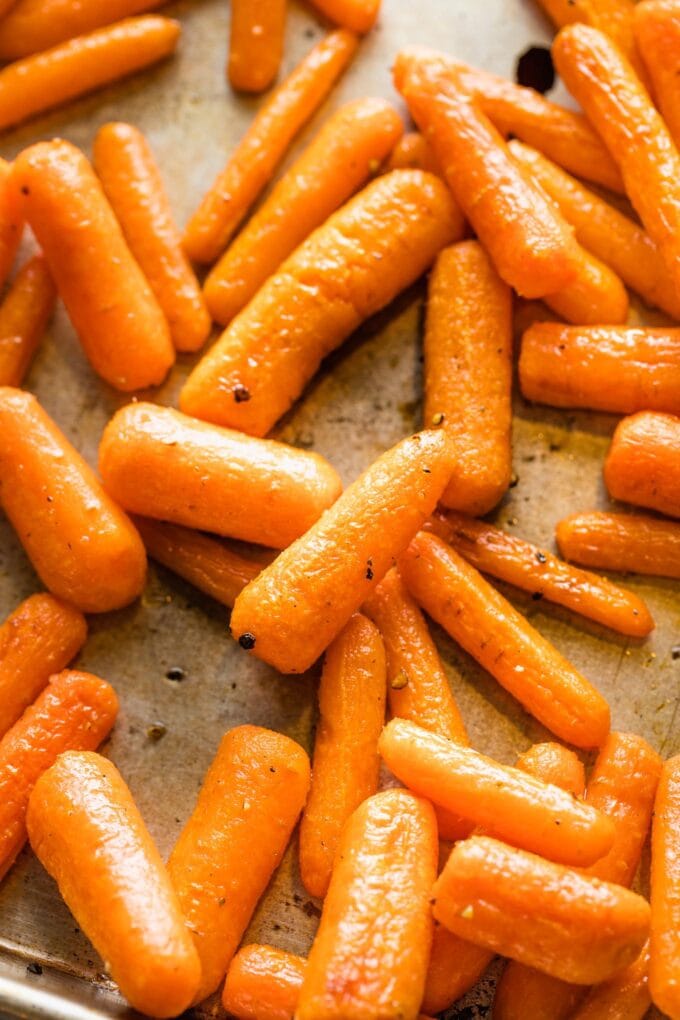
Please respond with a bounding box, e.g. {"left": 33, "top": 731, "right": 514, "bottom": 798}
{"left": 297, "top": 789, "right": 437, "bottom": 1020}
{"left": 167, "top": 726, "right": 310, "bottom": 1002}
{"left": 229, "top": 0, "right": 286, "bottom": 92}
{"left": 204, "top": 98, "right": 404, "bottom": 325}
{"left": 27, "top": 752, "right": 201, "bottom": 1018}
{"left": 98, "top": 402, "right": 342, "bottom": 550}
{"left": 399, "top": 531, "right": 610, "bottom": 748}
{"left": 0, "top": 256, "right": 56, "bottom": 387}
{"left": 635, "top": 1, "right": 680, "bottom": 148}
{"left": 230, "top": 429, "right": 453, "bottom": 675}
{"left": 307, "top": 0, "right": 380, "bottom": 33}
{"left": 0, "top": 669, "right": 118, "bottom": 882}
{"left": 223, "top": 945, "right": 306, "bottom": 1020}
{"left": 0, "top": 388, "right": 147, "bottom": 613}
{"left": 0, "top": 159, "right": 23, "bottom": 290}
{"left": 182, "top": 170, "right": 462, "bottom": 436}
{"left": 604, "top": 411, "right": 680, "bottom": 519}
{"left": 494, "top": 968, "right": 583, "bottom": 1020}
{"left": 384, "top": 131, "right": 441, "bottom": 174}
{"left": 515, "top": 741, "right": 586, "bottom": 797}
{"left": 299, "top": 613, "right": 386, "bottom": 899}
{"left": 13, "top": 140, "right": 174, "bottom": 391}
{"left": 536, "top": 0, "right": 646, "bottom": 81}
{"left": 556, "top": 510, "right": 680, "bottom": 580}
{"left": 650, "top": 754, "right": 680, "bottom": 1019}
{"left": 0, "top": 594, "right": 86, "bottom": 739}
{"left": 543, "top": 248, "right": 629, "bottom": 325}
{"left": 571, "top": 943, "right": 650, "bottom": 1020}
{"left": 183, "top": 29, "right": 358, "bottom": 264}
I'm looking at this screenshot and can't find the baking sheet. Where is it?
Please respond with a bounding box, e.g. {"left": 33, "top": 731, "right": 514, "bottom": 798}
{"left": 0, "top": 0, "right": 678, "bottom": 1016}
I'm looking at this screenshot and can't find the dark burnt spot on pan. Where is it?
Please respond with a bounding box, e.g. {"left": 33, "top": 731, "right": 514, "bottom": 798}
{"left": 515, "top": 45, "right": 555, "bottom": 93}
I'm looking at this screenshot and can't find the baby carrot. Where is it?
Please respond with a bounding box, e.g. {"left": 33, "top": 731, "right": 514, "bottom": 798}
{"left": 0, "top": 159, "right": 23, "bottom": 290}
{"left": 428, "top": 510, "right": 653, "bottom": 637}
{"left": 635, "top": 1, "right": 680, "bottom": 149}
{"left": 307, "top": 0, "right": 379, "bottom": 33}
{"left": 183, "top": 170, "right": 462, "bottom": 436}
{"left": 203, "top": 97, "right": 404, "bottom": 325}
{"left": 394, "top": 50, "right": 581, "bottom": 298}
{"left": 0, "top": 669, "right": 118, "bottom": 882}
{"left": 13, "top": 140, "right": 174, "bottom": 391}
{"left": 183, "top": 29, "right": 358, "bottom": 264}
{"left": 515, "top": 741, "right": 586, "bottom": 796}
{"left": 229, "top": 0, "right": 286, "bottom": 92}
{"left": 223, "top": 945, "right": 306, "bottom": 1020}
{"left": 604, "top": 411, "right": 680, "bottom": 519}
{"left": 167, "top": 725, "right": 310, "bottom": 1002}
{"left": 0, "top": 388, "right": 147, "bottom": 613}
{"left": 557, "top": 510, "right": 680, "bottom": 580}
{"left": 0, "top": 594, "right": 86, "bottom": 739}
{"left": 570, "top": 943, "right": 650, "bottom": 1020}
{"left": 230, "top": 429, "right": 453, "bottom": 675}
{"left": 537, "top": 0, "right": 646, "bottom": 80}
{"left": 0, "top": 16, "right": 180, "bottom": 133}
{"left": 297, "top": 789, "right": 437, "bottom": 1020}
{"left": 650, "top": 755, "right": 680, "bottom": 1020}
{"left": 434, "top": 835, "right": 650, "bottom": 985}
{"left": 424, "top": 241, "right": 513, "bottom": 517}
{"left": 99, "top": 402, "right": 341, "bottom": 550}
{"left": 299, "top": 613, "right": 386, "bottom": 899}
{"left": 384, "top": 131, "right": 441, "bottom": 173}
{"left": 0, "top": 255, "right": 56, "bottom": 387}
{"left": 27, "top": 752, "right": 201, "bottom": 1018}
{"left": 543, "top": 248, "right": 629, "bottom": 325}
{"left": 399, "top": 531, "right": 611, "bottom": 748}
{"left": 93, "top": 122, "right": 210, "bottom": 354}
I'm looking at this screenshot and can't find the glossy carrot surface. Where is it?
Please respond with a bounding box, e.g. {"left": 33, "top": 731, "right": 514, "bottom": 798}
{"left": 0, "top": 256, "right": 56, "bottom": 387}
{"left": 556, "top": 510, "right": 680, "bottom": 580}
{"left": 307, "top": 0, "right": 380, "bottom": 33}
{"left": 604, "top": 411, "right": 680, "bottom": 519}
{"left": 650, "top": 755, "right": 680, "bottom": 1020}
{"left": 228, "top": 0, "right": 286, "bottom": 92}
{"left": 0, "top": 159, "right": 24, "bottom": 291}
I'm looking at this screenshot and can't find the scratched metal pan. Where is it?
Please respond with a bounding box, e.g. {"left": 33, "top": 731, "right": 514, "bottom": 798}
{"left": 0, "top": 0, "right": 677, "bottom": 1017}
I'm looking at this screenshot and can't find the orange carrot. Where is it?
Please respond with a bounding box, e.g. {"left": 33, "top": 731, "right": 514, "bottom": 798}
{"left": 0, "top": 669, "right": 118, "bottom": 883}
{"left": 182, "top": 170, "right": 462, "bottom": 436}
{"left": 433, "top": 835, "right": 650, "bottom": 985}
{"left": 0, "top": 593, "right": 86, "bottom": 739}
{"left": 93, "top": 122, "right": 210, "bottom": 354}
{"left": 424, "top": 241, "right": 513, "bottom": 516}
{"left": 635, "top": 1, "right": 680, "bottom": 149}
{"left": 0, "top": 16, "right": 180, "bottom": 132}
{"left": 650, "top": 754, "right": 680, "bottom": 1020}
{"left": 604, "top": 411, "right": 680, "bottom": 519}
{"left": 223, "top": 945, "right": 306, "bottom": 1020}
{"left": 99, "top": 402, "right": 342, "bottom": 549}
{"left": 0, "top": 159, "right": 23, "bottom": 290}
{"left": 167, "top": 725, "right": 310, "bottom": 1002}
{"left": 229, "top": 0, "right": 286, "bottom": 92}
{"left": 494, "top": 967, "right": 583, "bottom": 1020}
{"left": 183, "top": 29, "right": 358, "bottom": 264}
{"left": 13, "top": 140, "right": 174, "bottom": 391}
{"left": 203, "top": 97, "right": 404, "bottom": 325}
{"left": 570, "top": 943, "right": 650, "bottom": 1020}
{"left": 384, "top": 131, "right": 441, "bottom": 174}
{"left": 0, "top": 256, "right": 56, "bottom": 387}
{"left": 393, "top": 50, "right": 581, "bottom": 298}
{"left": 0, "top": 388, "right": 147, "bottom": 613}
{"left": 27, "top": 752, "right": 201, "bottom": 1018}
{"left": 399, "top": 531, "right": 610, "bottom": 748}
{"left": 297, "top": 789, "right": 437, "bottom": 1020}
{"left": 557, "top": 510, "right": 680, "bottom": 580}
{"left": 543, "top": 247, "right": 629, "bottom": 325}
{"left": 230, "top": 429, "right": 453, "bottom": 675}
{"left": 299, "top": 613, "right": 386, "bottom": 899}
{"left": 307, "top": 0, "right": 379, "bottom": 34}
{"left": 515, "top": 741, "right": 586, "bottom": 797}
{"left": 536, "top": 0, "right": 646, "bottom": 81}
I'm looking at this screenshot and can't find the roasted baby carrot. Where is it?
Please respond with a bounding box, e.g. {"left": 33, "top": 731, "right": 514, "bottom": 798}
{"left": 167, "top": 726, "right": 310, "bottom": 1001}
{"left": 604, "top": 411, "right": 680, "bottom": 519}
{"left": 424, "top": 241, "right": 513, "bottom": 517}
{"left": 394, "top": 50, "right": 581, "bottom": 298}
{"left": 428, "top": 510, "right": 653, "bottom": 637}
{"left": 433, "top": 835, "right": 650, "bottom": 985}
{"left": 13, "top": 140, "right": 174, "bottom": 391}
{"left": 183, "top": 29, "right": 358, "bottom": 264}
{"left": 223, "top": 945, "right": 306, "bottom": 1020}
{"left": 557, "top": 510, "right": 680, "bottom": 580}
{"left": 0, "top": 256, "right": 56, "bottom": 387}
{"left": 515, "top": 741, "right": 586, "bottom": 796}
{"left": 308, "top": 0, "right": 380, "bottom": 33}
{"left": 297, "top": 789, "right": 437, "bottom": 1020}
{"left": 0, "top": 594, "right": 86, "bottom": 739}
{"left": 0, "top": 389, "right": 147, "bottom": 613}
{"left": 230, "top": 429, "right": 453, "bottom": 674}
{"left": 229, "top": 0, "right": 286, "bottom": 92}
{"left": 384, "top": 131, "right": 441, "bottom": 173}
{"left": 183, "top": 170, "right": 462, "bottom": 435}
{"left": 399, "top": 531, "right": 610, "bottom": 748}
{"left": 93, "top": 122, "right": 210, "bottom": 354}
{"left": 203, "top": 97, "right": 404, "bottom": 325}
{"left": 635, "top": 2, "right": 680, "bottom": 149}
{"left": 0, "top": 16, "right": 180, "bottom": 132}
{"left": 650, "top": 754, "right": 680, "bottom": 1020}
{"left": 536, "top": 0, "right": 646, "bottom": 80}
{"left": 570, "top": 943, "right": 650, "bottom": 1020}
{"left": 0, "top": 669, "right": 118, "bottom": 882}
{"left": 27, "top": 752, "right": 201, "bottom": 1018}
{"left": 0, "top": 159, "right": 23, "bottom": 291}
{"left": 299, "top": 613, "right": 386, "bottom": 899}
{"left": 543, "top": 248, "right": 629, "bottom": 325}
{"left": 99, "top": 402, "right": 341, "bottom": 549}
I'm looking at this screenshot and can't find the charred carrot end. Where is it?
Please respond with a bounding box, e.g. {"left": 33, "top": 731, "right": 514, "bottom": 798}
{"left": 604, "top": 411, "right": 680, "bottom": 520}
{"left": 0, "top": 593, "right": 87, "bottom": 739}
{"left": 556, "top": 510, "right": 680, "bottom": 580}
{"left": 223, "top": 945, "right": 306, "bottom": 1020}
{"left": 571, "top": 942, "right": 650, "bottom": 1020}
{"left": 229, "top": 0, "right": 286, "bottom": 92}
{"left": 184, "top": 170, "right": 462, "bottom": 436}
{"left": 0, "top": 159, "right": 24, "bottom": 290}
{"left": 0, "top": 256, "right": 56, "bottom": 387}
{"left": 635, "top": 1, "right": 680, "bottom": 150}
{"left": 0, "top": 670, "right": 118, "bottom": 883}
{"left": 168, "top": 725, "right": 310, "bottom": 1002}
{"left": 543, "top": 248, "right": 629, "bottom": 326}
{"left": 0, "top": 389, "right": 147, "bottom": 613}
{"left": 298, "top": 789, "right": 437, "bottom": 1020}
{"left": 650, "top": 755, "right": 680, "bottom": 1020}
{"left": 384, "top": 131, "right": 441, "bottom": 174}
{"left": 308, "top": 0, "right": 380, "bottom": 33}
{"left": 399, "top": 531, "right": 611, "bottom": 749}
{"left": 230, "top": 429, "right": 453, "bottom": 675}
{"left": 184, "top": 29, "right": 358, "bottom": 264}
{"left": 204, "top": 97, "right": 404, "bottom": 326}
{"left": 13, "top": 140, "right": 174, "bottom": 391}
{"left": 99, "top": 402, "right": 342, "bottom": 550}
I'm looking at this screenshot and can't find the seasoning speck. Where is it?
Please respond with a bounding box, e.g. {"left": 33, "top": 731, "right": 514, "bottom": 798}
{"left": 233, "top": 385, "right": 251, "bottom": 403}
{"left": 165, "top": 666, "right": 185, "bottom": 682}
{"left": 26, "top": 963, "right": 42, "bottom": 976}
{"left": 147, "top": 723, "right": 167, "bottom": 742}
{"left": 239, "top": 632, "right": 256, "bottom": 650}
{"left": 431, "top": 412, "right": 445, "bottom": 426}
{"left": 672, "top": 645, "right": 680, "bottom": 661}
{"left": 535, "top": 551, "right": 547, "bottom": 564}
{"left": 459, "top": 905, "right": 474, "bottom": 919}
{"left": 391, "top": 670, "right": 409, "bottom": 690}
